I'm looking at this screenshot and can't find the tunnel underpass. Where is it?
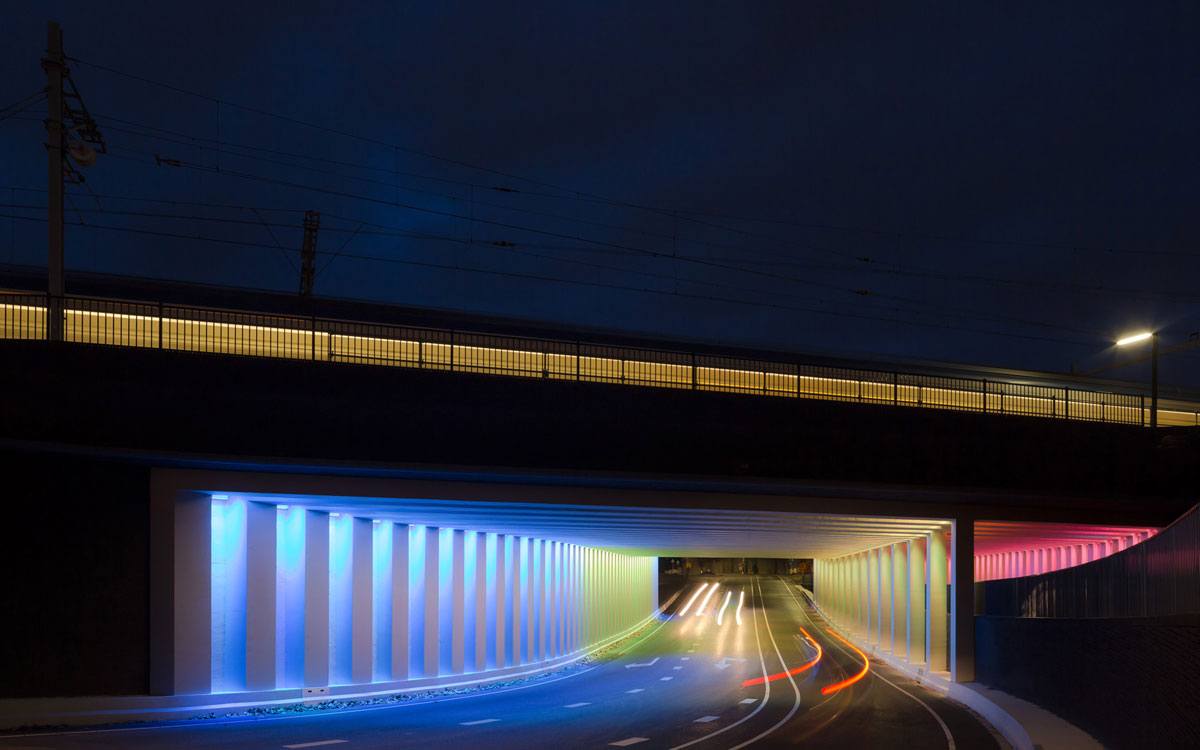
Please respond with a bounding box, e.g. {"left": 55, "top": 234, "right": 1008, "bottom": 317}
{"left": 3, "top": 464, "right": 1170, "bottom": 748}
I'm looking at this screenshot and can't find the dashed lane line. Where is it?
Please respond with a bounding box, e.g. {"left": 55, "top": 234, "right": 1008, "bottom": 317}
{"left": 626, "top": 688, "right": 645, "bottom": 694}
{"left": 459, "top": 719, "right": 500, "bottom": 726}
{"left": 564, "top": 702, "right": 591, "bottom": 708}
{"left": 726, "top": 577, "right": 804, "bottom": 750}
{"left": 694, "top": 716, "right": 721, "bottom": 723}
{"left": 609, "top": 737, "right": 650, "bottom": 747}
{"left": 668, "top": 577, "right": 772, "bottom": 750}
{"left": 283, "top": 741, "right": 348, "bottom": 749}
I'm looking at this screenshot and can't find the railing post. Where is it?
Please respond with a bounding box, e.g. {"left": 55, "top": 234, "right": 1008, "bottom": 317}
{"left": 311, "top": 316, "right": 317, "bottom": 361}
{"left": 691, "top": 354, "right": 697, "bottom": 390}
{"left": 892, "top": 371, "right": 898, "bottom": 405}
{"left": 1140, "top": 395, "right": 1145, "bottom": 427}
{"left": 158, "top": 301, "right": 164, "bottom": 349}
{"left": 575, "top": 341, "right": 581, "bottom": 381}
{"left": 981, "top": 379, "right": 987, "bottom": 413}
{"left": 450, "top": 330, "right": 455, "bottom": 371}
{"left": 1064, "top": 387, "right": 1070, "bottom": 420}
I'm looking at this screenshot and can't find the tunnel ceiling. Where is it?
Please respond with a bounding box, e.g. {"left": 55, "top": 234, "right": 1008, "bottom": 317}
{"left": 227, "top": 493, "right": 950, "bottom": 558}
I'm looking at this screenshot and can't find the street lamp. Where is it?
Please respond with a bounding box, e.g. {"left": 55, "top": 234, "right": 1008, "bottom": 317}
{"left": 1116, "top": 331, "right": 1158, "bottom": 428}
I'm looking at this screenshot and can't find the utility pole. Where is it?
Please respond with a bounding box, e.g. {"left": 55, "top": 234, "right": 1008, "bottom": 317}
{"left": 299, "top": 210, "right": 320, "bottom": 296}
{"left": 1150, "top": 332, "right": 1159, "bottom": 430}
{"left": 43, "top": 21, "right": 65, "bottom": 341}
{"left": 41, "top": 20, "right": 104, "bottom": 340}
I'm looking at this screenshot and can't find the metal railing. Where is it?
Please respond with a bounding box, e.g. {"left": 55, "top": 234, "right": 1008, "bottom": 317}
{"left": 3, "top": 291, "right": 1197, "bottom": 427}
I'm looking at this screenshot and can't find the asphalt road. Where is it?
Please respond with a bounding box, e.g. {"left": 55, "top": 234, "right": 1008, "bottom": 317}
{"left": 1, "top": 576, "right": 1004, "bottom": 749}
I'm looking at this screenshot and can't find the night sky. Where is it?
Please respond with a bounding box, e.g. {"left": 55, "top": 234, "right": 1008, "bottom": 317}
{"left": 2, "top": 2, "right": 1197, "bottom": 388}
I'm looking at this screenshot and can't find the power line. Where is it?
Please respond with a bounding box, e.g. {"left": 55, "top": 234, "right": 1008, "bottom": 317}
{"left": 68, "top": 56, "right": 1194, "bottom": 265}
{"left": 0, "top": 89, "right": 47, "bottom": 122}
{"left": 57, "top": 110, "right": 1194, "bottom": 313}
{"left": 0, "top": 211, "right": 1101, "bottom": 348}
{"left": 85, "top": 116, "right": 1200, "bottom": 307}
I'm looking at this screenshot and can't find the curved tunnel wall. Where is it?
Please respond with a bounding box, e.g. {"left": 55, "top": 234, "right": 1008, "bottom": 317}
{"left": 161, "top": 493, "right": 658, "bottom": 697}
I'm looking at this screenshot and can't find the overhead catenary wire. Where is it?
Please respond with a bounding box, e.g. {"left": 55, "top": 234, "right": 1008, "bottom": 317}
{"left": 79, "top": 116, "right": 1200, "bottom": 309}
{"left": 0, "top": 211, "right": 1103, "bottom": 349}
{"left": 67, "top": 56, "right": 1199, "bottom": 261}
{"left": 103, "top": 148, "right": 1109, "bottom": 338}
{"left": 54, "top": 110, "right": 1199, "bottom": 306}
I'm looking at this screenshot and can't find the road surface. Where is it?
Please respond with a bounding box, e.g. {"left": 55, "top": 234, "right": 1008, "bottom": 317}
{"left": 0, "top": 576, "right": 1004, "bottom": 749}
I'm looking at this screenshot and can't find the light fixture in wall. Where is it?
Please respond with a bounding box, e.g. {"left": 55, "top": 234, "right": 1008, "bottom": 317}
{"left": 277, "top": 504, "right": 289, "bottom": 510}
{"left": 330, "top": 512, "right": 341, "bottom": 518}
{"left": 212, "top": 494, "right": 229, "bottom": 500}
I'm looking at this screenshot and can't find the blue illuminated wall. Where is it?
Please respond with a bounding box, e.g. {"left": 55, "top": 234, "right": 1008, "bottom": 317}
{"left": 328, "top": 514, "right": 354, "bottom": 685}
{"left": 407, "top": 524, "right": 426, "bottom": 677}
{"left": 206, "top": 501, "right": 657, "bottom": 695}
{"left": 372, "top": 521, "right": 393, "bottom": 681}
{"left": 211, "top": 498, "right": 247, "bottom": 693}
{"left": 275, "top": 506, "right": 306, "bottom": 688}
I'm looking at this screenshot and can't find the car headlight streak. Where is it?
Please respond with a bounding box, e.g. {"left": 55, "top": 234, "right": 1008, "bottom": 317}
{"left": 735, "top": 589, "right": 745, "bottom": 625}
{"left": 677, "top": 582, "right": 709, "bottom": 618}
{"left": 715, "top": 590, "right": 733, "bottom": 625}
{"left": 695, "top": 583, "right": 720, "bottom": 616}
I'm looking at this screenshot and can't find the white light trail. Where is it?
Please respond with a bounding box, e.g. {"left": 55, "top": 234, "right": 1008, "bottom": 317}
{"left": 735, "top": 589, "right": 746, "bottom": 625}
{"left": 715, "top": 590, "right": 733, "bottom": 625}
{"left": 677, "top": 583, "right": 709, "bottom": 618}
{"left": 695, "top": 583, "right": 720, "bottom": 616}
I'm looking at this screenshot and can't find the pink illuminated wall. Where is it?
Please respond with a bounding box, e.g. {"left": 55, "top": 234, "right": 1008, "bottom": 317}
{"left": 973, "top": 523, "right": 1158, "bottom": 581}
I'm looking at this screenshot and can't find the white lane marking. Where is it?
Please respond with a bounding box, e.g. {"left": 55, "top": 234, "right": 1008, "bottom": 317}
{"left": 660, "top": 676, "right": 674, "bottom": 681}
{"left": 459, "top": 718, "right": 499, "bottom": 726}
{"left": 673, "top": 666, "right": 683, "bottom": 670}
{"left": 694, "top": 716, "right": 720, "bottom": 723}
{"left": 669, "top": 577, "right": 771, "bottom": 750}
{"left": 625, "top": 657, "right": 660, "bottom": 669}
{"left": 726, "top": 577, "right": 804, "bottom": 750}
{"left": 783, "top": 580, "right": 956, "bottom": 750}
{"left": 687, "top": 649, "right": 696, "bottom": 653}
{"left": 564, "top": 702, "right": 591, "bottom": 708}
{"left": 680, "top": 657, "right": 690, "bottom": 661}
{"left": 609, "top": 738, "right": 650, "bottom": 747}
{"left": 625, "top": 688, "right": 645, "bottom": 694}
{"left": 739, "top": 698, "right": 758, "bottom": 705}
{"left": 283, "top": 742, "right": 348, "bottom": 749}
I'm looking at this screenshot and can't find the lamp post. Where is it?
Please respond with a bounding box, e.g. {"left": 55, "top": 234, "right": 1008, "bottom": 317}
{"left": 1116, "top": 331, "right": 1158, "bottom": 429}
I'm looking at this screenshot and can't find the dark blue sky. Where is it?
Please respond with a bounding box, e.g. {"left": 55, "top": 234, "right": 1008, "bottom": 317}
{"left": 2, "top": 1, "right": 1198, "bottom": 388}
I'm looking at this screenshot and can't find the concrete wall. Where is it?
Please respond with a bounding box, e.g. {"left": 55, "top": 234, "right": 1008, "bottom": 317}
{"left": 975, "top": 615, "right": 1200, "bottom": 749}
{"left": 0, "top": 452, "right": 150, "bottom": 698}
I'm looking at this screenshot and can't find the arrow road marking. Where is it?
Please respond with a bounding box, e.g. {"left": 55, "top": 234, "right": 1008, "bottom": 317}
{"left": 625, "top": 657, "right": 660, "bottom": 669}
